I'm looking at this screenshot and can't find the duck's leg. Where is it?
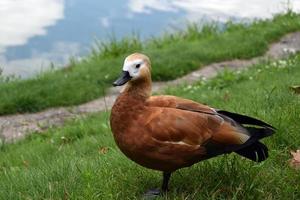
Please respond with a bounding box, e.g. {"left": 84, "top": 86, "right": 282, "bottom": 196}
{"left": 161, "top": 172, "right": 171, "bottom": 192}
{"left": 143, "top": 172, "right": 172, "bottom": 198}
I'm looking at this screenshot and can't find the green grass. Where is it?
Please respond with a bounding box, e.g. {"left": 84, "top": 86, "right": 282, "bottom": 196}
{"left": 1, "top": 54, "right": 300, "bottom": 199}
{"left": 1, "top": 12, "right": 300, "bottom": 115}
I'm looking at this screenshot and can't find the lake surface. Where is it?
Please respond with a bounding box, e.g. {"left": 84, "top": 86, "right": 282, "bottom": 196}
{"left": 1, "top": 0, "right": 300, "bottom": 78}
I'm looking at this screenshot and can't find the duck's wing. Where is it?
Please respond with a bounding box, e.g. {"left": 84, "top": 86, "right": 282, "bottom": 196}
{"left": 146, "top": 95, "right": 216, "bottom": 115}
{"left": 146, "top": 95, "right": 274, "bottom": 129}
{"left": 144, "top": 95, "right": 275, "bottom": 162}
{"left": 143, "top": 106, "right": 250, "bottom": 153}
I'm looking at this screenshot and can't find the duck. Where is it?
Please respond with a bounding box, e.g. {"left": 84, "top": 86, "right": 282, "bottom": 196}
{"left": 110, "top": 53, "right": 275, "bottom": 196}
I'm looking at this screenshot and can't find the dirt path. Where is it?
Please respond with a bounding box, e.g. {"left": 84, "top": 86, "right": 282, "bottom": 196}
{"left": 1, "top": 32, "right": 300, "bottom": 143}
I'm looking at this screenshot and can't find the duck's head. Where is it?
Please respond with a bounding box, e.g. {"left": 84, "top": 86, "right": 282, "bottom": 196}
{"left": 113, "top": 53, "right": 151, "bottom": 87}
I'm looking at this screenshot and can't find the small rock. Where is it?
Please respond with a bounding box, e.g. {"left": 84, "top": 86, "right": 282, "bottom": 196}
{"left": 283, "top": 48, "right": 296, "bottom": 54}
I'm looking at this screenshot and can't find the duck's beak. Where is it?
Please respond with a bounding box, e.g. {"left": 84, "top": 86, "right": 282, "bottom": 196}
{"left": 113, "top": 70, "right": 132, "bottom": 86}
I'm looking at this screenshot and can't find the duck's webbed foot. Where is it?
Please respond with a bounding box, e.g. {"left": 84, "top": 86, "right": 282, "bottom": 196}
{"left": 143, "top": 172, "right": 172, "bottom": 199}
{"left": 143, "top": 188, "right": 161, "bottom": 199}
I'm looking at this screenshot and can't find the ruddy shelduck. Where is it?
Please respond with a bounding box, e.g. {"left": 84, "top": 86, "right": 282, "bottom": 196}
{"left": 110, "top": 53, "right": 275, "bottom": 196}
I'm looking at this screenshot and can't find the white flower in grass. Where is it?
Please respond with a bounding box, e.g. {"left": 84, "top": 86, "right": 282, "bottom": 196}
{"left": 277, "top": 60, "right": 288, "bottom": 69}
{"left": 278, "top": 60, "right": 286, "bottom": 65}
{"left": 183, "top": 85, "right": 192, "bottom": 91}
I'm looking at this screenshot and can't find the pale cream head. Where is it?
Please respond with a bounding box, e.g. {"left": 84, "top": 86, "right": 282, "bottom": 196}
{"left": 122, "top": 53, "right": 151, "bottom": 80}
{"left": 113, "top": 53, "right": 152, "bottom": 91}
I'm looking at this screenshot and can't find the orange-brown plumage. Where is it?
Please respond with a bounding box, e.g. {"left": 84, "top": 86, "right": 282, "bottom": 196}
{"left": 110, "top": 53, "right": 275, "bottom": 195}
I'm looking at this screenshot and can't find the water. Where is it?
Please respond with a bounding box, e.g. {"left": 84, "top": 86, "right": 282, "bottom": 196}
{"left": 1, "top": 0, "right": 300, "bottom": 78}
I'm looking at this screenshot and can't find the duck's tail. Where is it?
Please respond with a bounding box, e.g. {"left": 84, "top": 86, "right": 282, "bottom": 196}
{"left": 217, "top": 110, "right": 276, "bottom": 162}
{"left": 235, "top": 141, "right": 268, "bottom": 162}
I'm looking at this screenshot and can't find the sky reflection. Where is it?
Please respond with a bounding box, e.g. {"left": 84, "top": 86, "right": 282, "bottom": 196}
{"left": 1, "top": 0, "right": 300, "bottom": 78}
{"left": 0, "top": 0, "right": 64, "bottom": 53}
{"left": 129, "top": 0, "right": 300, "bottom": 21}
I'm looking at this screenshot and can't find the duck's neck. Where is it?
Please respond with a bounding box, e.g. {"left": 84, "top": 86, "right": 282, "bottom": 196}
{"left": 123, "top": 76, "right": 152, "bottom": 101}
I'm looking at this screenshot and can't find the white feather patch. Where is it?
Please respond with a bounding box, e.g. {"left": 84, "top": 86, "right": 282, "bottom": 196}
{"left": 161, "top": 140, "right": 200, "bottom": 147}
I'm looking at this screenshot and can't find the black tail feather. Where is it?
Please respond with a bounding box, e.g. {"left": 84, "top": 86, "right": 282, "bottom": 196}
{"left": 216, "top": 110, "right": 275, "bottom": 162}
{"left": 217, "top": 110, "right": 276, "bottom": 130}
{"left": 245, "top": 127, "right": 275, "bottom": 140}
{"left": 235, "top": 142, "right": 268, "bottom": 162}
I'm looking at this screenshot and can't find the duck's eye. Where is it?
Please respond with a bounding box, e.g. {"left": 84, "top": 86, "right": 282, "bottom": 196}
{"left": 135, "top": 64, "right": 141, "bottom": 69}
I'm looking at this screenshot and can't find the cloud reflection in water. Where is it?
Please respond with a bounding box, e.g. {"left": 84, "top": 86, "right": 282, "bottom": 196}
{"left": 0, "top": 0, "right": 64, "bottom": 53}
{"left": 128, "top": 0, "right": 300, "bottom": 21}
